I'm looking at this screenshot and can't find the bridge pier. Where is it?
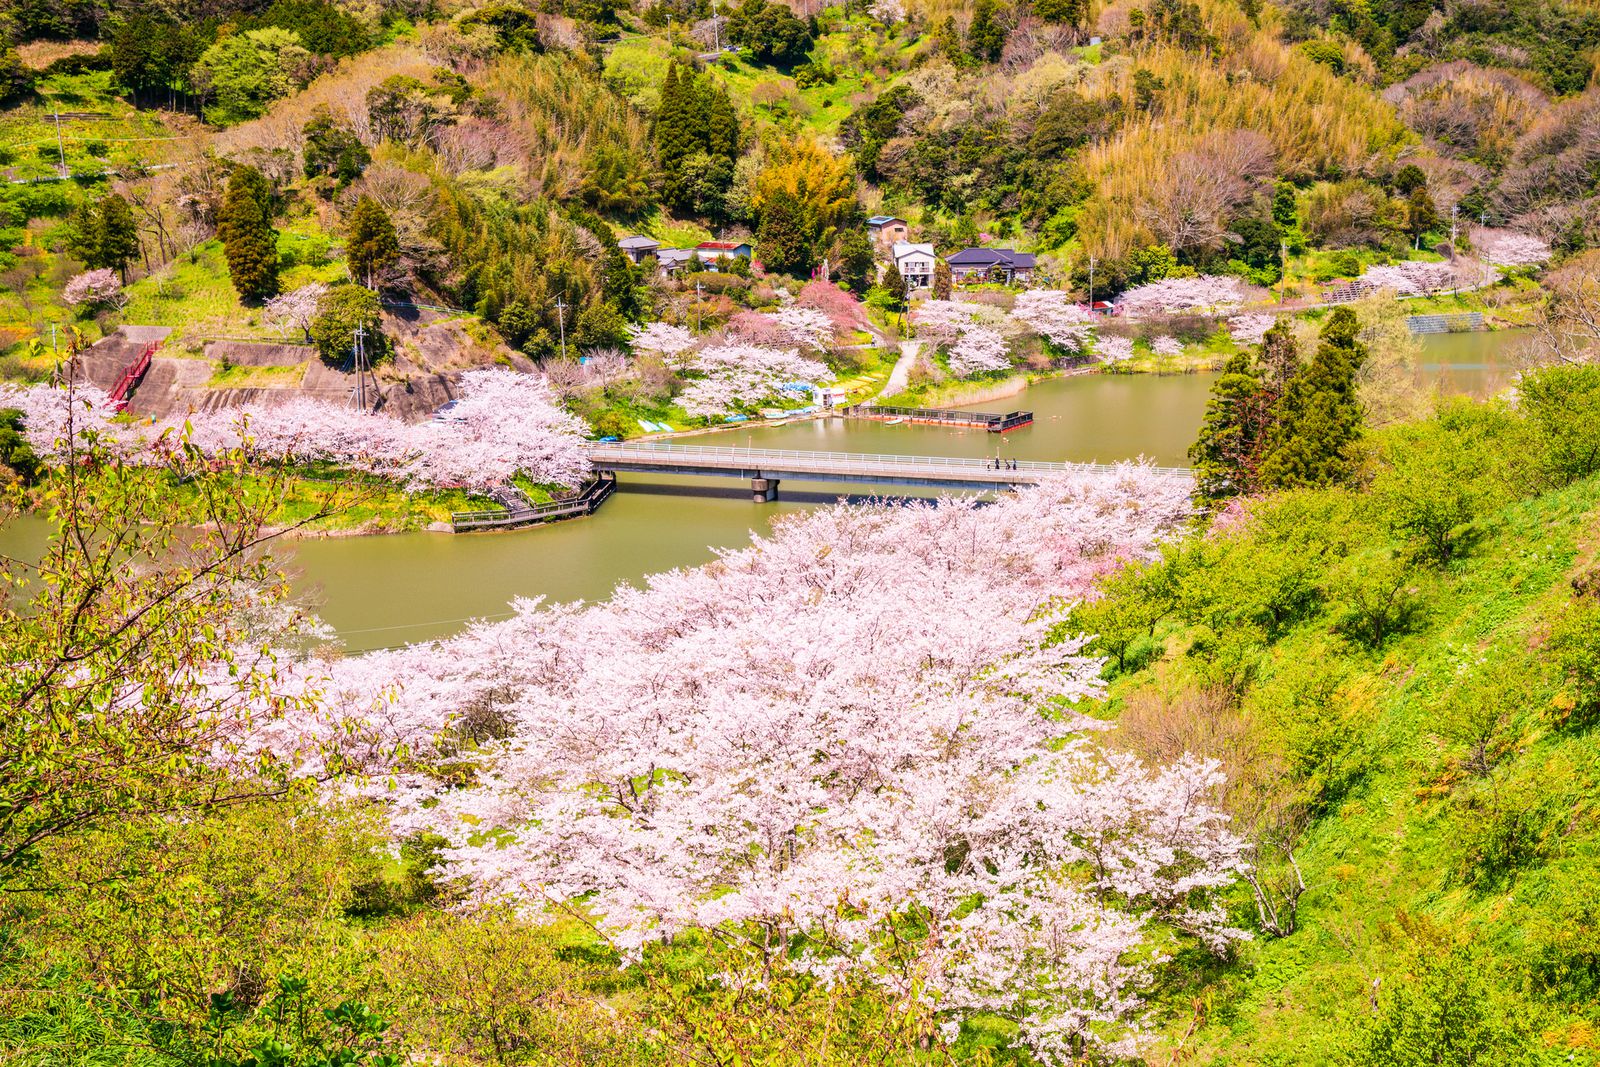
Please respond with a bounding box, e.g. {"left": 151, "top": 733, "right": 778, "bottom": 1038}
{"left": 751, "top": 477, "right": 780, "bottom": 502}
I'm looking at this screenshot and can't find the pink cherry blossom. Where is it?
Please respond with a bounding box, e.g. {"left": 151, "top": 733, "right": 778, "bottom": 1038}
{"left": 678, "top": 343, "right": 829, "bottom": 417}
{"left": 1117, "top": 275, "right": 1248, "bottom": 316}
{"left": 627, "top": 322, "right": 697, "bottom": 365}
{"left": 1010, "top": 289, "right": 1094, "bottom": 351}
{"left": 263, "top": 283, "right": 327, "bottom": 341}
{"left": 913, "top": 299, "right": 987, "bottom": 343}
{"left": 1151, "top": 335, "right": 1184, "bottom": 356}
{"left": 62, "top": 269, "right": 125, "bottom": 309}
{"left": 770, "top": 306, "right": 836, "bottom": 352}
{"left": 1094, "top": 336, "right": 1135, "bottom": 364}
{"left": 1470, "top": 227, "right": 1551, "bottom": 268}
{"left": 1357, "top": 260, "right": 1456, "bottom": 296}
{"left": 947, "top": 326, "right": 1011, "bottom": 376}
{"left": 266, "top": 465, "right": 1240, "bottom": 1065}
{"left": 1227, "top": 313, "right": 1275, "bottom": 346}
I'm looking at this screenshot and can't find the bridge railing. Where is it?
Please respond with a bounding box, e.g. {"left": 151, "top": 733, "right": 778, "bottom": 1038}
{"left": 587, "top": 442, "right": 1192, "bottom": 478}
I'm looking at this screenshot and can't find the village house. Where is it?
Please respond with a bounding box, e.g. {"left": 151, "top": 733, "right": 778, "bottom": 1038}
{"left": 617, "top": 235, "right": 660, "bottom": 264}
{"left": 890, "top": 241, "right": 938, "bottom": 289}
{"left": 866, "top": 215, "right": 909, "bottom": 247}
{"left": 696, "top": 240, "right": 754, "bottom": 263}
{"left": 655, "top": 248, "right": 696, "bottom": 275}
{"left": 946, "top": 247, "right": 1036, "bottom": 286}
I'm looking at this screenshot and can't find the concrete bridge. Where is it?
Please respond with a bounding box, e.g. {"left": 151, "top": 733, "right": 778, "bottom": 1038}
{"left": 586, "top": 442, "right": 1192, "bottom": 501}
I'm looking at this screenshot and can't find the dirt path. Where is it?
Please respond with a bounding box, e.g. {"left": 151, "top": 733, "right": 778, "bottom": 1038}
{"left": 879, "top": 341, "right": 921, "bottom": 401}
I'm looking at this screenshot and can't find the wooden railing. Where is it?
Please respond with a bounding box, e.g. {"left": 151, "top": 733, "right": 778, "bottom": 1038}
{"left": 451, "top": 472, "right": 617, "bottom": 532}
{"left": 108, "top": 341, "right": 158, "bottom": 412}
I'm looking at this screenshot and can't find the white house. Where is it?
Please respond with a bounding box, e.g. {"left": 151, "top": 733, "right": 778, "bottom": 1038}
{"left": 890, "top": 241, "right": 937, "bottom": 289}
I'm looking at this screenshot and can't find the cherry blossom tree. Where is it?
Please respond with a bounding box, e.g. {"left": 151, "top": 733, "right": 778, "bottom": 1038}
{"left": 1357, "top": 260, "right": 1457, "bottom": 296}
{"left": 678, "top": 343, "right": 829, "bottom": 417}
{"left": 62, "top": 269, "right": 125, "bottom": 310}
{"left": 868, "top": 0, "right": 905, "bottom": 23}
{"left": 1470, "top": 227, "right": 1551, "bottom": 268}
{"left": 263, "top": 283, "right": 328, "bottom": 342}
{"left": 947, "top": 326, "right": 1011, "bottom": 376}
{"left": 1011, "top": 289, "right": 1093, "bottom": 352}
{"left": 1227, "top": 313, "right": 1275, "bottom": 346}
{"left": 912, "top": 299, "right": 988, "bottom": 344}
{"left": 1117, "top": 275, "right": 1249, "bottom": 316}
{"left": 0, "top": 379, "right": 122, "bottom": 458}
{"left": 1151, "top": 335, "right": 1184, "bottom": 356}
{"left": 268, "top": 466, "right": 1241, "bottom": 1065}
{"left": 771, "top": 306, "right": 836, "bottom": 352}
{"left": 1094, "top": 336, "right": 1135, "bottom": 364}
{"left": 627, "top": 322, "right": 697, "bottom": 366}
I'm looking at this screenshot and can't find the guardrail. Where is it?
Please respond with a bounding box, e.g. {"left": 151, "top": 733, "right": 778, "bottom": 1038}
{"left": 587, "top": 442, "right": 1192, "bottom": 479}
{"left": 451, "top": 473, "right": 616, "bottom": 532}
{"left": 108, "top": 341, "right": 157, "bottom": 412}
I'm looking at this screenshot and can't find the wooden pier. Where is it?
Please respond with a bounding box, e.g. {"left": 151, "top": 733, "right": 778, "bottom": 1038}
{"left": 841, "top": 404, "right": 1034, "bottom": 432}
{"left": 451, "top": 472, "right": 617, "bottom": 532}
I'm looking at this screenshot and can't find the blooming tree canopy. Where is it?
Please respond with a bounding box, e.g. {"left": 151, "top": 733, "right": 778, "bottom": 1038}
{"left": 770, "top": 306, "right": 836, "bottom": 352}
{"left": 1471, "top": 227, "right": 1551, "bottom": 268}
{"left": 62, "top": 269, "right": 125, "bottom": 309}
{"left": 1227, "top": 313, "right": 1275, "bottom": 346}
{"left": 263, "top": 283, "right": 328, "bottom": 341}
{"left": 947, "top": 325, "right": 1011, "bottom": 376}
{"left": 678, "top": 343, "right": 829, "bottom": 417}
{"left": 1117, "top": 275, "right": 1248, "bottom": 316}
{"left": 913, "top": 299, "right": 988, "bottom": 343}
{"left": 276, "top": 465, "right": 1241, "bottom": 1064}
{"left": 1011, "top": 289, "right": 1094, "bottom": 352}
{"left": 1357, "top": 260, "right": 1457, "bottom": 296}
{"left": 1094, "top": 336, "right": 1135, "bottom": 364}
{"left": 627, "top": 322, "right": 697, "bottom": 366}
{"left": 8, "top": 368, "right": 591, "bottom": 492}
{"left": 1151, "top": 335, "right": 1184, "bottom": 356}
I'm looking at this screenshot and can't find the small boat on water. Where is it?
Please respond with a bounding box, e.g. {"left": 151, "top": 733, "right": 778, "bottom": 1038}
{"left": 884, "top": 417, "right": 906, "bottom": 425}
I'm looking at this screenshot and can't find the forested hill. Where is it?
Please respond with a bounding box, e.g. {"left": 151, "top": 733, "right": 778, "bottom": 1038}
{"left": 0, "top": 0, "right": 1598, "bottom": 364}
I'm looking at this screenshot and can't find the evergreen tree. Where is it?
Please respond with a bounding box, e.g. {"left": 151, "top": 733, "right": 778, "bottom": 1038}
{"left": 97, "top": 195, "right": 140, "bottom": 279}
{"left": 933, "top": 259, "right": 953, "bottom": 300}
{"left": 967, "top": 0, "right": 1006, "bottom": 62}
{"left": 345, "top": 195, "right": 399, "bottom": 288}
{"left": 1405, "top": 186, "right": 1438, "bottom": 240}
{"left": 1189, "top": 350, "right": 1268, "bottom": 505}
{"left": 574, "top": 300, "right": 630, "bottom": 349}
{"left": 882, "top": 261, "right": 906, "bottom": 310}
{"left": 66, "top": 194, "right": 141, "bottom": 278}
{"left": 1258, "top": 308, "right": 1366, "bottom": 490}
{"left": 835, "top": 229, "right": 875, "bottom": 293}
{"left": 757, "top": 188, "right": 814, "bottom": 277}
{"left": 655, "top": 64, "right": 741, "bottom": 219}
{"left": 218, "top": 166, "right": 280, "bottom": 301}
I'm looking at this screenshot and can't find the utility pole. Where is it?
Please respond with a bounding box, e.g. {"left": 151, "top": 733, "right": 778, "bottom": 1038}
{"left": 713, "top": 0, "right": 721, "bottom": 50}
{"left": 52, "top": 109, "right": 66, "bottom": 172}
{"left": 1087, "top": 256, "right": 1095, "bottom": 310}
{"left": 1279, "top": 241, "right": 1288, "bottom": 303}
{"left": 694, "top": 281, "right": 703, "bottom": 333}
{"left": 352, "top": 324, "right": 368, "bottom": 412}
{"left": 554, "top": 296, "right": 568, "bottom": 361}
{"left": 1449, "top": 204, "right": 1459, "bottom": 248}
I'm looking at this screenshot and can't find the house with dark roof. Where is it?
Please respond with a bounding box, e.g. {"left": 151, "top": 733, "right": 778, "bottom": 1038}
{"left": 867, "top": 215, "right": 909, "bottom": 246}
{"left": 617, "top": 235, "right": 661, "bottom": 264}
{"left": 946, "top": 248, "right": 1036, "bottom": 286}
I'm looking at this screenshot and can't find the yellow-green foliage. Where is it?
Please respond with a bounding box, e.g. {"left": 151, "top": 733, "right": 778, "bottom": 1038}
{"left": 485, "top": 51, "right": 653, "bottom": 201}
{"left": 1077, "top": 36, "right": 1413, "bottom": 259}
